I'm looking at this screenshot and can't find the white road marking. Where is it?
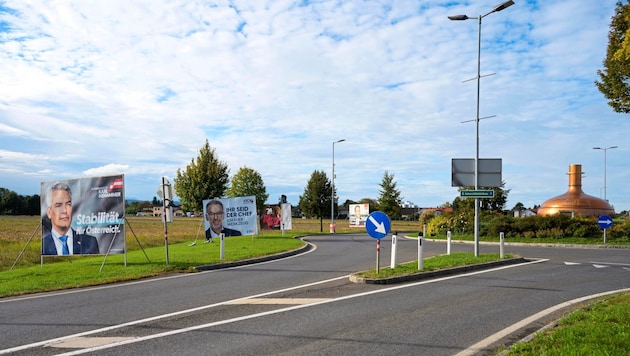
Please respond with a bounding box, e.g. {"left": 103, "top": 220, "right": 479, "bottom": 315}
{"left": 47, "top": 337, "right": 136, "bottom": 349}
{"left": 227, "top": 298, "right": 330, "bottom": 305}
{"left": 1, "top": 259, "right": 547, "bottom": 355}
{"left": 592, "top": 264, "right": 610, "bottom": 269}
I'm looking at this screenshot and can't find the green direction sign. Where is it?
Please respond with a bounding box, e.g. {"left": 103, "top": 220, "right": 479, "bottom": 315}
{"left": 460, "top": 190, "right": 494, "bottom": 198}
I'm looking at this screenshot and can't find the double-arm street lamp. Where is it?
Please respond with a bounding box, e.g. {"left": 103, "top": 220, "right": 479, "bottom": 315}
{"left": 592, "top": 146, "right": 618, "bottom": 202}
{"left": 449, "top": 0, "right": 514, "bottom": 256}
{"left": 331, "top": 139, "right": 346, "bottom": 233}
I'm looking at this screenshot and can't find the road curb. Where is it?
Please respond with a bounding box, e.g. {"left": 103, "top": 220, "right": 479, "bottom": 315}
{"left": 416, "top": 237, "right": 630, "bottom": 249}
{"left": 349, "top": 257, "right": 528, "bottom": 284}
{"left": 193, "top": 240, "right": 314, "bottom": 271}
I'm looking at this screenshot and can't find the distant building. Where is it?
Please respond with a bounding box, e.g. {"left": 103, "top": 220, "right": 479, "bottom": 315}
{"left": 513, "top": 208, "right": 536, "bottom": 218}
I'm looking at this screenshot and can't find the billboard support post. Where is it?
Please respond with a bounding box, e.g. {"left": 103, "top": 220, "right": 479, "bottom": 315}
{"left": 220, "top": 233, "right": 225, "bottom": 260}
{"left": 159, "top": 176, "right": 173, "bottom": 265}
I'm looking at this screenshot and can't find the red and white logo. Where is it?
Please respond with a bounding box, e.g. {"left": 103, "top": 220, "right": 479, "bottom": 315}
{"left": 108, "top": 178, "right": 124, "bottom": 192}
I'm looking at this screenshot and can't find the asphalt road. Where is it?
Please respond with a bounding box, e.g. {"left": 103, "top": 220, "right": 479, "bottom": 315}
{"left": 1, "top": 234, "right": 629, "bottom": 355}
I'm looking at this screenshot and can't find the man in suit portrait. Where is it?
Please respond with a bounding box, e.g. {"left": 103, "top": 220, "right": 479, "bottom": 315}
{"left": 42, "top": 182, "right": 100, "bottom": 255}
{"left": 205, "top": 199, "right": 242, "bottom": 243}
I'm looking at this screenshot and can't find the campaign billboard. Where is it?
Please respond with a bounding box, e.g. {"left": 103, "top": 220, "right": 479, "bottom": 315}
{"left": 40, "top": 175, "right": 126, "bottom": 256}
{"left": 203, "top": 196, "right": 257, "bottom": 238}
{"left": 350, "top": 203, "right": 369, "bottom": 227}
{"left": 261, "top": 203, "right": 293, "bottom": 230}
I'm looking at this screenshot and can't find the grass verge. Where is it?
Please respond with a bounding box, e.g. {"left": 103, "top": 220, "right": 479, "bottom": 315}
{"left": 356, "top": 252, "right": 515, "bottom": 279}
{"left": 0, "top": 235, "right": 303, "bottom": 297}
{"left": 500, "top": 291, "right": 630, "bottom": 355}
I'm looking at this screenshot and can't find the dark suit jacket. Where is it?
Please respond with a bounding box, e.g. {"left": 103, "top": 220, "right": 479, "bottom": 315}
{"left": 205, "top": 227, "right": 242, "bottom": 239}
{"left": 42, "top": 229, "right": 100, "bottom": 255}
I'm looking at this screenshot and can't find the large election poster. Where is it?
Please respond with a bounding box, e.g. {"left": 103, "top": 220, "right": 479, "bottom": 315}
{"left": 203, "top": 196, "right": 257, "bottom": 238}
{"left": 350, "top": 203, "right": 369, "bottom": 227}
{"left": 40, "top": 175, "right": 126, "bottom": 256}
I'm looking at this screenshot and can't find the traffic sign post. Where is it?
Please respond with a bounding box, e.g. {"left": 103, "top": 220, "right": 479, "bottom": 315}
{"left": 366, "top": 211, "right": 391, "bottom": 274}
{"left": 597, "top": 215, "right": 614, "bottom": 244}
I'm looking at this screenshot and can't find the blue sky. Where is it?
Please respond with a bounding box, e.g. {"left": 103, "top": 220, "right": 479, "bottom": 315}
{"left": 0, "top": 1, "right": 628, "bottom": 212}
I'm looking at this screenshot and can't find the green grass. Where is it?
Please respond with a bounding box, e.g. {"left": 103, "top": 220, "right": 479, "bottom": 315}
{"left": 0, "top": 215, "right": 422, "bottom": 297}
{"left": 501, "top": 292, "right": 630, "bottom": 355}
{"left": 0, "top": 234, "right": 304, "bottom": 297}
{"left": 357, "top": 252, "right": 514, "bottom": 278}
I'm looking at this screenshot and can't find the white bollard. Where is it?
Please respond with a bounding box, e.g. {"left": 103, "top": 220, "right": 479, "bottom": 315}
{"left": 418, "top": 232, "right": 424, "bottom": 271}
{"left": 390, "top": 232, "right": 398, "bottom": 269}
{"left": 500, "top": 232, "right": 505, "bottom": 259}
{"left": 447, "top": 230, "right": 452, "bottom": 255}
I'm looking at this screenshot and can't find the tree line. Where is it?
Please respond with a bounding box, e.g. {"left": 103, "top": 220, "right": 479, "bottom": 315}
{"left": 0, "top": 188, "right": 40, "bottom": 215}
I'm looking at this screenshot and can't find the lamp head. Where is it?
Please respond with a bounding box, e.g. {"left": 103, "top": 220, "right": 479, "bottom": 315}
{"left": 493, "top": 0, "right": 515, "bottom": 12}
{"left": 448, "top": 15, "right": 469, "bottom": 21}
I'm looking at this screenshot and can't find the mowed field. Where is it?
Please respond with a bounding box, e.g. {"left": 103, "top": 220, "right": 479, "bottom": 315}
{"left": 1, "top": 215, "right": 422, "bottom": 271}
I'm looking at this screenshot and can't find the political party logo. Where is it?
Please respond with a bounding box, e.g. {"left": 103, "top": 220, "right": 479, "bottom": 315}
{"left": 108, "top": 178, "right": 124, "bottom": 192}
{"left": 97, "top": 177, "right": 123, "bottom": 199}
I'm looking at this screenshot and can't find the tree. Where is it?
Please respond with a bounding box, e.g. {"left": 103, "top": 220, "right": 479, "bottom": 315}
{"left": 376, "top": 171, "right": 403, "bottom": 218}
{"left": 298, "top": 170, "right": 331, "bottom": 232}
{"left": 479, "top": 183, "right": 510, "bottom": 212}
{"left": 596, "top": 1, "right": 630, "bottom": 113}
{"left": 174, "top": 139, "right": 230, "bottom": 213}
{"left": 227, "top": 166, "right": 269, "bottom": 214}
{"left": 0, "top": 188, "right": 22, "bottom": 215}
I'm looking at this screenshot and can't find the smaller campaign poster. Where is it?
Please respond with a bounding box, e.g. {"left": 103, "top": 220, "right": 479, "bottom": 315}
{"left": 203, "top": 196, "right": 257, "bottom": 238}
{"left": 41, "top": 175, "right": 126, "bottom": 256}
{"left": 261, "top": 204, "right": 281, "bottom": 230}
{"left": 350, "top": 203, "right": 369, "bottom": 227}
{"left": 261, "top": 203, "right": 292, "bottom": 230}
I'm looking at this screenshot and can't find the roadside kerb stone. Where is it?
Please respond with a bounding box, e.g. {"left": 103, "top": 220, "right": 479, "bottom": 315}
{"left": 349, "top": 257, "right": 528, "bottom": 284}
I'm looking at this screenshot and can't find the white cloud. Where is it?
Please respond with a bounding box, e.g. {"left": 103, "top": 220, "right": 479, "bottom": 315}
{"left": 0, "top": 0, "right": 628, "bottom": 212}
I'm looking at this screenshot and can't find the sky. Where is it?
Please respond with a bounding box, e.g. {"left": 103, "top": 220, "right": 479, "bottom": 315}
{"left": 0, "top": 0, "right": 628, "bottom": 213}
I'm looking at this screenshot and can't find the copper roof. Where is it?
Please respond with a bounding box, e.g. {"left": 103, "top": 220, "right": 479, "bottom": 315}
{"left": 537, "top": 164, "right": 614, "bottom": 217}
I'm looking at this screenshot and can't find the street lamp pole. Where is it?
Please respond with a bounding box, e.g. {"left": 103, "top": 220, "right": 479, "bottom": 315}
{"left": 331, "top": 139, "right": 346, "bottom": 233}
{"left": 593, "top": 146, "right": 618, "bottom": 202}
{"left": 449, "top": 0, "right": 514, "bottom": 257}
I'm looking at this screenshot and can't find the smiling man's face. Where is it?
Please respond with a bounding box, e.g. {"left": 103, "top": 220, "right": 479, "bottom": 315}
{"left": 47, "top": 189, "right": 72, "bottom": 234}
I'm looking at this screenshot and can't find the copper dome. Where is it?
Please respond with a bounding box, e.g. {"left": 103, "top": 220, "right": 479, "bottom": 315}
{"left": 537, "top": 164, "right": 614, "bottom": 217}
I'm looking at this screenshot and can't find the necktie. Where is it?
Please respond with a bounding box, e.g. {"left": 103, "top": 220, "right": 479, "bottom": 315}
{"left": 59, "top": 235, "right": 69, "bottom": 255}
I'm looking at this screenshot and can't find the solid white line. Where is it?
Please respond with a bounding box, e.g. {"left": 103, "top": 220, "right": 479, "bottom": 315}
{"left": 2, "top": 259, "right": 548, "bottom": 355}
{"left": 453, "top": 288, "right": 630, "bottom": 356}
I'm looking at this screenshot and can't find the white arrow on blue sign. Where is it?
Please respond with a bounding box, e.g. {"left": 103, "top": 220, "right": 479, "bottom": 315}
{"left": 366, "top": 211, "right": 391, "bottom": 239}
{"left": 597, "top": 215, "right": 613, "bottom": 229}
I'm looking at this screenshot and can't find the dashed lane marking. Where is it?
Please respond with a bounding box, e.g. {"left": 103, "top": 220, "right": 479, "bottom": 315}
{"left": 47, "top": 337, "right": 136, "bottom": 349}
{"left": 227, "top": 298, "right": 330, "bottom": 305}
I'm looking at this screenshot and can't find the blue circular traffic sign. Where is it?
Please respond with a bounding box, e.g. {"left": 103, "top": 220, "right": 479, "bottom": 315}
{"left": 365, "top": 211, "right": 391, "bottom": 239}
{"left": 597, "top": 215, "right": 613, "bottom": 229}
